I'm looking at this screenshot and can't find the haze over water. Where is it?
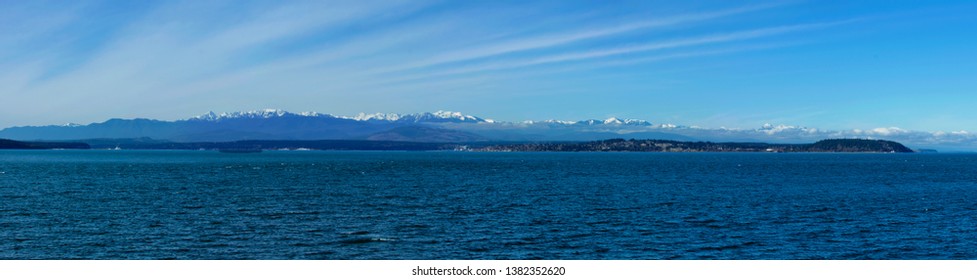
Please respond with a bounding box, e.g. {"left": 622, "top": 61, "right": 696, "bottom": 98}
{"left": 2, "top": 150, "right": 975, "bottom": 259}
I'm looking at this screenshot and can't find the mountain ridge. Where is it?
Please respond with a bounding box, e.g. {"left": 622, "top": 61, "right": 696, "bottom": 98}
{"left": 2, "top": 109, "right": 972, "bottom": 150}
{"left": 0, "top": 109, "right": 664, "bottom": 142}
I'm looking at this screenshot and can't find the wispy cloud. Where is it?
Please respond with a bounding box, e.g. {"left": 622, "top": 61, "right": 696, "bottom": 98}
{"left": 378, "top": 20, "right": 852, "bottom": 86}
{"left": 0, "top": 2, "right": 84, "bottom": 51}
{"left": 376, "top": 3, "right": 782, "bottom": 74}
{"left": 517, "top": 20, "right": 852, "bottom": 65}
{"left": 5, "top": 1, "right": 428, "bottom": 115}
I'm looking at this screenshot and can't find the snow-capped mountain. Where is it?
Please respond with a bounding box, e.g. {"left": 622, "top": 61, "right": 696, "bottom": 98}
{"left": 521, "top": 118, "right": 652, "bottom": 126}
{"left": 2, "top": 109, "right": 974, "bottom": 150}
{"left": 183, "top": 109, "right": 652, "bottom": 127}
{"left": 0, "top": 109, "right": 672, "bottom": 142}
{"left": 348, "top": 110, "right": 489, "bottom": 123}
{"left": 402, "top": 111, "right": 489, "bottom": 123}
{"left": 349, "top": 112, "right": 403, "bottom": 122}
{"left": 575, "top": 118, "right": 652, "bottom": 126}
{"left": 189, "top": 109, "right": 332, "bottom": 121}
{"left": 339, "top": 110, "right": 659, "bottom": 126}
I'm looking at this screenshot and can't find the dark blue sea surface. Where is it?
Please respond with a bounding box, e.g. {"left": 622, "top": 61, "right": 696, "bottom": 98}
{"left": 1, "top": 150, "right": 976, "bottom": 259}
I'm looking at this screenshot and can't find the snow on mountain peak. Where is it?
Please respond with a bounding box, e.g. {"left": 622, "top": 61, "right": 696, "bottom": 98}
{"left": 187, "top": 109, "right": 659, "bottom": 126}
{"left": 351, "top": 112, "right": 403, "bottom": 121}
{"left": 298, "top": 111, "right": 325, "bottom": 117}
{"left": 192, "top": 111, "right": 220, "bottom": 121}
{"left": 254, "top": 109, "right": 287, "bottom": 118}
{"left": 433, "top": 110, "right": 462, "bottom": 118}
{"left": 189, "top": 109, "right": 317, "bottom": 121}
{"left": 575, "top": 117, "right": 651, "bottom": 126}
{"left": 348, "top": 110, "right": 486, "bottom": 123}
{"left": 429, "top": 110, "right": 484, "bottom": 122}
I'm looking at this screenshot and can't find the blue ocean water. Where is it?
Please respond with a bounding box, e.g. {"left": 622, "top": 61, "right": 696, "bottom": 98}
{"left": 1, "top": 150, "right": 976, "bottom": 259}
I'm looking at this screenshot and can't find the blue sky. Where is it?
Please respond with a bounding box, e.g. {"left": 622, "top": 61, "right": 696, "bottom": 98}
{"left": 1, "top": 0, "right": 976, "bottom": 132}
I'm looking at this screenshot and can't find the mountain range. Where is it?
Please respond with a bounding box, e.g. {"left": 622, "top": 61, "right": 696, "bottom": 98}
{"left": 0, "top": 109, "right": 688, "bottom": 143}
{"left": 0, "top": 109, "right": 974, "bottom": 150}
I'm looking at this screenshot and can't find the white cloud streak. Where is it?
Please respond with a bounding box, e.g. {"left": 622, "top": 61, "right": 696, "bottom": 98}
{"left": 376, "top": 3, "right": 782, "bottom": 74}
{"left": 378, "top": 20, "right": 851, "bottom": 86}
{"left": 2, "top": 1, "right": 426, "bottom": 118}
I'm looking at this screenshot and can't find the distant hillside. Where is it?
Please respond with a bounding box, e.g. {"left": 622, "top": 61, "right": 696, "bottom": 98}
{"left": 0, "top": 109, "right": 664, "bottom": 142}
{"left": 475, "top": 139, "right": 914, "bottom": 153}
{"left": 806, "top": 139, "right": 914, "bottom": 153}
{"left": 0, "top": 114, "right": 392, "bottom": 142}
{"left": 0, "top": 139, "right": 90, "bottom": 149}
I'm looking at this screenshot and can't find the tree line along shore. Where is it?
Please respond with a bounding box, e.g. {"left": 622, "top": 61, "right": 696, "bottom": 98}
{"left": 0, "top": 138, "right": 914, "bottom": 153}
